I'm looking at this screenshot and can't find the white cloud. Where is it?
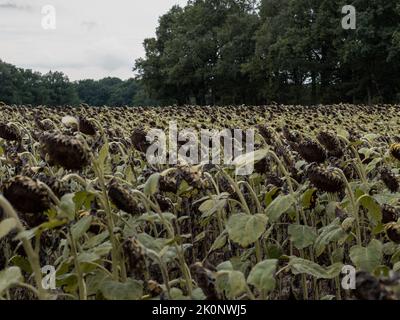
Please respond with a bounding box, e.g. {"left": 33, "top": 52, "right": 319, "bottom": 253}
{"left": 0, "top": 0, "right": 187, "bottom": 80}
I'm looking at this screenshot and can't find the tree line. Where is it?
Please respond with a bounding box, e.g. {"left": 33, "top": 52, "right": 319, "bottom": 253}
{"left": 135, "top": 0, "right": 400, "bottom": 105}
{"left": 1, "top": 0, "right": 399, "bottom": 107}
{"left": 0, "top": 60, "right": 153, "bottom": 107}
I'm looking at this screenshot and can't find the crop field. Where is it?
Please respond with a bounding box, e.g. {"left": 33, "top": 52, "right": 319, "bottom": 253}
{"left": 1, "top": 104, "right": 400, "bottom": 300}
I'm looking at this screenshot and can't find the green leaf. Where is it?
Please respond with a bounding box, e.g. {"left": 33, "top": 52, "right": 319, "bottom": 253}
{"left": 321, "top": 295, "right": 335, "bottom": 300}
{"left": 71, "top": 216, "right": 93, "bottom": 239}
{"left": 209, "top": 232, "right": 228, "bottom": 252}
{"left": 289, "top": 257, "right": 343, "bottom": 279}
{"left": 350, "top": 239, "right": 383, "bottom": 272}
{"left": 216, "top": 261, "right": 233, "bottom": 271}
{"left": 10, "top": 256, "right": 32, "bottom": 273}
{"left": 100, "top": 278, "right": 143, "bottom": 300}
{"left": 0, "top": 267, "right": 23, "bottom": 294}
{"left": 144, "top": 173, "right": 160, "bottom": 196}
{"left": 84, "top": 231, "right": 109, "bottom": 249}
{"left": 358, "top": 195, "right": 382, "bottom": 225}
{"left": 288, "top": 224, "right": 317, "bottom": 249}
{"left": 216, "top": 270, "right": 246, "bottom": 299}
{"left": 226, "top": 214, "right": 268, "bottom": 247}
{"left": 266, "top": 194, "right": 295, "bottom": 222}
{"left": 314, "top": 219, "right": 347, "bottom": 256}
{"left": 365, "top": 158, "right": 382, "bottom": 174}
{"left": 0, "top": 218, "right": 17, "bottom": 239}
{"left": 233, "top": 149, "right": 268, "bottom": 173}
{"left": 98, "top": 142, "right": 109, "bottom": 168}
{"left": 247, "top": 259, "right": 278, "bottom": 293}
{"left": 86, "top": 270, "right": 110, "bottom": 296}
{"left": 264, "top": 187, "right": 280, "bottom": 207}
{"left": 302, "top": 188, "right": 317, "bottom": 210}
{"left": 77, "top": 252, "right": 100, "bottom": 264}
{"left": 58, "top": 193, "right": 76, "bottom": 221}
{"left": 199, "top": 196, "right": 227, "bottom": 218}
{"left": 74, "top": 191, "right": 96, "bottom": 211}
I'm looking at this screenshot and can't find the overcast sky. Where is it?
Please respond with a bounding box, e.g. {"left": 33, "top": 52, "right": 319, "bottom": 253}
{"left": 0, "top": 0, "right": 187, "bottom": 80}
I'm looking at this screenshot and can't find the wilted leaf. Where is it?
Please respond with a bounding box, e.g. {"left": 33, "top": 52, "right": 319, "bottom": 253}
{"left": 216, "top": 270, "right": 246, "bottom": 299}
{"left": 0, "top": 267, "right": 23, "bottom": 294}
{"left": 71, "top": 215, "right": 93, "bottom": 239}
{"left": 199, "top": 196, "right": 227, "bottom": 218}
{"left": 58, "top": 193, "right": 76, "bottom": 221}
{"left": 209, "top": 232, "right": 228, "bottom": 252}
{"left": 226, "top": 214, "right": 267, "bottom": 247}
{"left": 100, "top": 278, "right": 143, "bottom": 300}
{"left": 288, "top": 224, "right": 317, "bottom": 249}
{"left": 350, "top": 239, "right": 383, "bottom": 272}
{"left": 289, "top": 257, "right": 343, "bottom": 279}
{"left": 314, "top": 219, "right": 347, "bottom": 256}
{"left": 302, "top": 188, "right": 317, "bottom": 210}
{"left": 144, "top": 173, "right": 160, "bottom": 196}
{"left": 266, "top": 194, "right": 295, "bottom": 222}
{"left": 358, "top": 195, "right": 382, "bottom": 225}
{"left": 247, "top": 259, "right": 278, "bottom": 293}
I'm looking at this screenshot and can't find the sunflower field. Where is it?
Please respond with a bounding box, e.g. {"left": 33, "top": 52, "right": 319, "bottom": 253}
{"left": 1, "top": 103, "right": 400, "bottom": 300}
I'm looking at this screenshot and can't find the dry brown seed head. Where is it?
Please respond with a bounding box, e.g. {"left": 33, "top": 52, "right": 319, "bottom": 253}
{"left": 40, "top": 133, "right": 90, "bottom": 170}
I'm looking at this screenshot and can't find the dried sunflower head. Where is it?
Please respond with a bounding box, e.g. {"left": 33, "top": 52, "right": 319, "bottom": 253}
{"left": 40, "top": 133, "right": 90, "bottom": 170}
{"left": 390, "top": 144, "right": 400, "bottom": 161}
{"left": 282, "top": 126, "right": 302, "bottom": 143}
{"left": 381, "top": 204, "right": 399, "bottom": 224}
{"left": 307, "top": 165, "right": 345, "bottom": 193}
{"left": 387, "top": 223, "right": 400, "bottom": 244}
{"left": 2, "top": 176, "right": 51, "bottom": 226}
{"left": 380, "top": 167, "right": 399, "bottom": 193}
{"left": 107, "top": 179, "right": 139, "bottom": 215}
{"left": 147, "top": 280, "right": 163, "bottom": 297}
{"left": 256, "top": 125, "right": 274, "bottom": 145}
{"left": 253, "top": 157, "right": 269, "bottom": 174}
{"left": 354, "top": 272, "right": 390, "bottom": 300}
{"left": 0, "top": 123, "right": 21, "bottom": 141}
{"left": 298, "top": 139, "right": 327, "bottom": 163}
{"left": 35, "top": 173, "right": 69, "bottom": 198}
{"left": 131, "top": 127, "right": 150, "bottom": 153}
{"left": 155, "top": 194, "right": 173, "bottom": 212}
{"left": 122, "top": 237, "right": 146, "bottom": 279}
{"left": 317, "top": 131, "right": 343, "bottom": 157}
{"left": 78, "top": 117, "right": 97, "bottom": 136}
{"left": 190, "top": 262, "right": 218, "bottom": 300}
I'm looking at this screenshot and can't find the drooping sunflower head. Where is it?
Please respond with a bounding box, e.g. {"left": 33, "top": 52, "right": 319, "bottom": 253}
{"left": 131, "top": 127, "right": 151, "bottom": 153}
{"left": 78, "top": 117, "right": 97, "bottom": 136}
{"left": 390, "top": 144, "right": 400, "bottom": 161}
{"left": 381, "top": 204, "right": 399, "bottom": 224}
{"left": 298, "top": 139, "right": 327, "bottom": 163}
{"left": 2, "top": 176, "right": 51, "bottom": 227}
{"left": 307, "top": 164, "right": 345, "bottom": 193}
{"left": 380, "top": 167, "right": 399, "bottom": 193}
{"left": 0, "top": 123, "right": 21, "bottom": 142}
{"left": 40, "top": 133, "right": 90, "bottom": 170}
{"left": 387, "top": 223, "right": 400, "bottom": 244}
{"left": 107, "top": 179, "right": 139, "bottom": 215}
{"left": 317, "top": 131, "right": 343, "bottom": 157}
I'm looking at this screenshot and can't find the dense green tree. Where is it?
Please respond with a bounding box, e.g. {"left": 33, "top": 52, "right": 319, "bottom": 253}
{"left": 136, "top": 0, "right": 400, "bottom": 105}
{"left": 0, "top": 60, "right": 149, "bottom": 106}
